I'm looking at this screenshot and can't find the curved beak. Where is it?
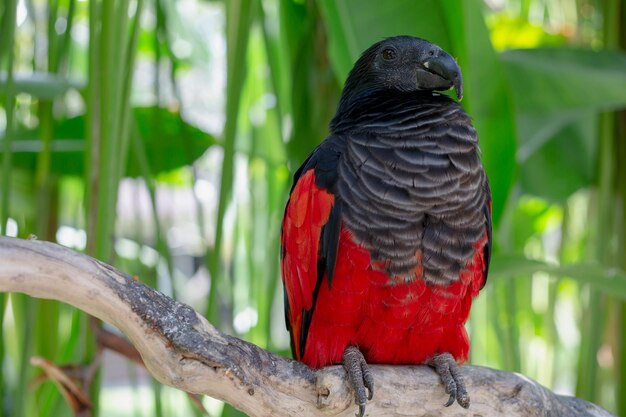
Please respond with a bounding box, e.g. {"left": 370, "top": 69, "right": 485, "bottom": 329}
{"left": 423, "top": 51, "right": 463, "bottom": 100}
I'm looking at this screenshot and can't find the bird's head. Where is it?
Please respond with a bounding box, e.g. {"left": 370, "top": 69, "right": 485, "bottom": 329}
{"left": 341, "top": 36, "right": 463, "bottom": 103}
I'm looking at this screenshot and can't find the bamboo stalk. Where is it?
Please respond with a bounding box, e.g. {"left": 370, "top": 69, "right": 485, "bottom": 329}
{"left": 1, "top": 0, "right": 17, "bottom": 235}
{"left": 12, "top": 295, "right": 35, "bottom": 417}
{"left": 0, "top": 3, "right": 17, "bottom": 413}
{"left": 86, "top": 0, "right": 102, "bottom": 257}
{"left": 576, "top": 0, "right": 621, "bottom": 404}
{"left": 607, "top": 1, "right": 626, "bottom": 414}
{"left": 206, "top": 0, "right": 257, "bottom": 325}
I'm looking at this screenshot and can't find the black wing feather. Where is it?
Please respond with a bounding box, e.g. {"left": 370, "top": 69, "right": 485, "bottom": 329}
{"left": 481, "top": 180, "right": 492, "bottom": 288}
{"left": 282, "top": 136, "right": 344, "bottom": 358}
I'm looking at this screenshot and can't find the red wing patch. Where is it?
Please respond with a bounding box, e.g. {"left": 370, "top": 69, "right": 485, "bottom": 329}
{"left": 281, "top": 169, "right": 335, "bottom": 360}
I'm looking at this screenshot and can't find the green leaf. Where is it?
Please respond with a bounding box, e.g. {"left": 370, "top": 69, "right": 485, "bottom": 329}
{"left": 502, "top": 48, "right": 626, "bottom": 114}
{"left": 502, "top": 48, "right": 626, "bottom": 159}
{"left": 128, "top": 107, "right": 216, "bottom": 177}
{"left": 519, "top": 112, "right": 597, "bottom": 200}
{"left": 4, "top": 107, "right": 215, "bottom": 177}
{"left": 491, "top": 253, "right": 626, "bottom": 298}
{"left": 501, "top": 48, "right": 626, "bottom": 200}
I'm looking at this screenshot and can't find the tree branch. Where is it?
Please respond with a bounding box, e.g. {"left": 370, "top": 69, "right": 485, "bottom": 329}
{"left": 0, "top": 236, "right": 615, "bottom": 417}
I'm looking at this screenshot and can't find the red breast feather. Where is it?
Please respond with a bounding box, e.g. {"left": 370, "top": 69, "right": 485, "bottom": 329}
{"left": 300, "top": 226, "right": 488, "bottom": 368}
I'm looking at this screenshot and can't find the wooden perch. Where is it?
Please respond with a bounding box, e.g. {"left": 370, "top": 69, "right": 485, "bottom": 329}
{"left": 0, "top": 236, "right": 615, "bottom": 417}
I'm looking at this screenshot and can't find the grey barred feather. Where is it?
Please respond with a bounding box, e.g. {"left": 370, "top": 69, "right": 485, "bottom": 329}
{"left": 332, "top": 91, "right": 489, "bottom": 285}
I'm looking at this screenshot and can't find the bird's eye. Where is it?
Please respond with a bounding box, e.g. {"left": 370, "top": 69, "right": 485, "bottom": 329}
{"left": 382, "top": 48, "right": 397, "bottom": 61}
{"left": 428, "top": 50, "right": 435, "bottom": 56}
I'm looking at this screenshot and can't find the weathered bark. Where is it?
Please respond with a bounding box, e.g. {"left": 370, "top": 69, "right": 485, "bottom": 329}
{"left": 0, "top": 236, "right": 615, "bottom": 417}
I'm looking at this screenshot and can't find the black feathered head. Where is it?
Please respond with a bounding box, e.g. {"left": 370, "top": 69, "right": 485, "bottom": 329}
{"left": 338, "top": 36, "right": 463, "bottom": 109}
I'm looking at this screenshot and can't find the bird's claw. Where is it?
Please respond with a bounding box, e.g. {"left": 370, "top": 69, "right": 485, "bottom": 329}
{"left": 428, "top": 352, "right": 470, "bottom": 409}
{"left": 342, "top": 346, "right": 374, "bottom": 417}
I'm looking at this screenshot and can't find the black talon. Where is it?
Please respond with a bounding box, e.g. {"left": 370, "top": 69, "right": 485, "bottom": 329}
{"left": 342, "top": 346, "right": 374, "bottom": 417}
{"left": 363, "top": 362, "right": 374, "bottom": 400}
{"left": 457, "top": 391, "right": 470, "bottom": 409}
{"left": 428, "top": 352, "right": 470, "bottom": 409}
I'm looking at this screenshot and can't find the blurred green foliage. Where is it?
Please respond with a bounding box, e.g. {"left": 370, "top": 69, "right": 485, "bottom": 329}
{"left": 1, "top": 0, "right": 625, "bottom": 416}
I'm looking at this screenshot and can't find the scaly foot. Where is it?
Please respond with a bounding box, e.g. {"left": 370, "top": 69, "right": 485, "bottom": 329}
{"left": 342, "top": 346, "right": 374, "bottom": 417}
{"left": 427, "top": 352, "right": 470, "bottom": 408}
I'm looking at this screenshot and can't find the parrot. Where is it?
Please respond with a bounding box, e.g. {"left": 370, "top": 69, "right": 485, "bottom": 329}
{"left": 280, "top": 35, "right": 492, "bottom": 416}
